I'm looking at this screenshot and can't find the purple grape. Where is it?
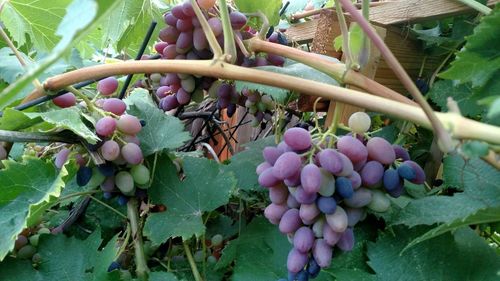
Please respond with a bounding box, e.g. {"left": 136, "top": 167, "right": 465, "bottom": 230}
{"left": 317, "top": 149, "right": 342, "bottom": 174}
{"left": 336, "top": 136, "right": 368, "bottom": 163}
{"left": 388, "top": 184, "right": 405, "bottom": 198}
{"left": 164, "top": 12, "right": 178, "bottom": 26}
{"left": 295, "top": 269, "right": 309, "bottom": 281}
{"left": 279, "top": 209, "right": 302, "bottom": 234}
{"left": 348, "top": 171, "right": 362, "bottom": 189}
{"left": 256, "top": 162, "right": 271, "bottom": 175}
{"left": 230, "top": 11, "right": 247, "bottom": 29}
{"left": 55, "top": 148, "right": 71, "bottom": 169}
{"left": 208, "top": 17, "right": 223, "bottom": 37}
{"left": 117, "top": 115, "right": 142, "bottom": 135}
{"left": 156, "top": 86, "right": 171, "bottom": 99}
{"left": 307, "top": 257, "right": 321, "bottom": 278}
{"left": 300, "top": 164, "right": 321, "bottom": 193}
{"left": 163, "top": 44, "right": 177, "bottom": 59}
{"left": 53, "top": 92, "right": 76, "bottom": 108}
{"left": 293, "top": 227, "right": 315, "bottom": 253}
{"left": 272, "top": 152, "right": 302, "bottom": 180}
{"left": 176, "top": 89, "right": 191, "bottom": 105}
{"left": 346, "top": 207, "right": 364, "bottom": 227}
{"left": 284, "top": 128, "right": 312, "bottom": 151}
{"left": 77, "top": 166, "right": 92, "bottom": 186}
{"left": 193, "top": 27, "right": 208, "bottom": 51}
{"left": 155, "top": 42, "right": 169, "bottom": 54}
{"left": 123, "top": 135, "right": 140, "bottom": 145}
{"left": 316, "top": 196, "right": 337, "bottom": 214}
{"left": 269, "top": 185, "right": 289, "bottom": 204}
{"left": 325, "top": 206, "right": 348, "bottom": 233}
{"left": 337, "top": 228, "right": 354, "bottom": 251}
{"left": 227, "top": 103, "right": 236, "bottom": 117}
{"left": 393, "top": 144, "right": 410, "bottom": 161}
{"left": 121, "top": 143, "right": 143, "bottom": 165}
{"left": 294, "top": 186, "right": 317, "bottom": 204}
{"left": 258, "top": 168, "right": 281, "bottom": 188}
{"left": 284, "top": 171, "right": 301, "bottom": 187}
{"left": 334, "top": 153, "right": 354, "bottom": 177}
{"left": 103, "top": 98, "right": 127, "bottom": 115}
{"left": 95, "top": 116, "right": 117, "bottom": 137}
{"left": 360, "top": 161, "right": 384, "bottom": 187}
{"left": 255, "top": 56, "right": 268, "bottom": 66}
{"left": 177, "top": 31, "right": 194, "bottom": 49}
{"left": 103, "top": 192, "right": 113, "bottom": 200}
{"left": 353, "top": 157, "right": 367, "bottom": 172}
{"left": 299, "top": 203, "right": 320, "bottom": 224}
{"left": 161, "top": 95, "right": 180, "bottom": 111}
{"left": 217, "top": 83, "right": 232, "bottom": 99}
{"left": 171, "top": 5, "right": 189, "bottom": 19}
{"left": 100, "top": 140, "right": 120, "bottom": 161}
{"left": 277, "top": 141, "right": 292, "bottom": 152}
{"left": 312, "top": 239, "right": 333, "bottom": 268}
{"left": 367, "top": 137, "right": 396, "bottom": 165}
{"left": 101, "top": 176, "right": 115, "bottom": 192}
{"left": 383, "top": 168, "right": 403, "bottom": 192}
{"left": 344, "top": 188, "right": 373, "bottom": 208}
{"left": 405, "top": 160, "right": 425, "bottom": 184}
{"left": 267, "top": 54, "right": 285, "bottom": 66}
{"left": 287, "top": 194, "right": 300, "bottom": 209}
{"left": 323, "top": 224, "right": 342, "bottom": 246}
{"left": 159, "top": 26, "right": 180, "bottom": 44}
{"left": 335, "top": 177, "right": 354, "bottom": 199}
{"left": 192, "top": 17, "right": 200, "bottom": 27}
{"left": 217, "top": 97, "right": 230, "bottom": 109}
{"left": 176, "top": 18, "right": 193, "bottom": 33}
{"left": 181, "top": 1, "right": 196, "bottom": 16}
{"left": 287, "top": 248, "right": 308, "bottom": 273}
{"left": 97, "top": 77, "right": 119, "bottom": 96}
{"left": 264, "top": 203, "right": 288, "bottom": 224}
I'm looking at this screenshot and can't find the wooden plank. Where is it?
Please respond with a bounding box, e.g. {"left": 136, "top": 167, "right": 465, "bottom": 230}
{"left": 369, "top": 0, "right": 499, "bottom": 26}
{"left": 284, "top": 19, "right": 319, "bottom": 44}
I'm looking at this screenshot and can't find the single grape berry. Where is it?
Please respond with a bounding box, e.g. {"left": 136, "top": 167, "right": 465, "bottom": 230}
{"left": 130, "top": 164, "right": 150, "bottom": 186}
{"left": 95, "top": 116, "right": 117, "bottom": 137}
{"left": 103, "top": 98, "right": 127, "bottom": 115}
{"left": 107, "top": 261, "right": 121, "bottom": 272}
{"left": 121, "top": 143, "right": 143, "bottom": 165}
{"left": 348, "top": 112, "right": 371, "bottom": 133}
{"left": 117, "top": 115, "right": 142, "bottom": 135}
{"left": 55, "top": 148, "right": 71, "bottom": 169}
{"left": 97, "top": 77, "right": 119, "bottom": 96}
{"left": 77, "top": 166, "right": 93, "bottom": 186}
{"left": 53, "top": 93, "right": 76, "bottom": 108}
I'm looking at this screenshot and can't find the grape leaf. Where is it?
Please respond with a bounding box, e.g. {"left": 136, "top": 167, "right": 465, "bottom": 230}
{"left": 439, "top": 5, "right": 500, "bottom": 91}
{"left": 223, "top": 136, "right": 275, "bottom": 191}
{"left": 149, "top": 271, "right": 179, "bottom": 281}
{"left": 0, "top": 48, "right": 31, "bottom": 84}
{"left": 0, "top": 231, "right": 120, "bottom": 280}
{"left": 143, "top": 156, "right": 236, "bottom": 244}
{"left": 427, "top": 80, "right": 484, "bottom": 117}
{"left": 125, "top": 89, "right": 190, "bottom": 156}
{"left": 367, "top": 226, "right": 500, "bottom": 281}
{"left": 0, "top": 157, "right": 69, "bottom": 261}
{"left": 235, "top": 59, "right": 340, "bottom": 104}
{"left": 487, "top": 96, "right": 500, "bottom": 118}
{"left": 234, "top": 0, "right": 282, "bottom": 28}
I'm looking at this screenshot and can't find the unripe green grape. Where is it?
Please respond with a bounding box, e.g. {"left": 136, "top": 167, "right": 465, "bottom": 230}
{"left": 130, "top": 164, "right": 150, "bottom": 186}
{"left": 29, "top": 234, "right": 40, "bottom": 247}
{"left": 17, "top": 245, "right": 36, "bottom": 259}
{"left": 193, "top": 250, "right": 204, "bottom": 262}
{"left": 367, "top": 190, "right": 391, "bottom": 212}
{"left": 348, "top": 112, "right": 371, "bottom": 134}
{"left": 211, "top": 234, "right": 223, "bottom": 247}
{"left": 115, "top": 171, "right": 135, "bottom": 194}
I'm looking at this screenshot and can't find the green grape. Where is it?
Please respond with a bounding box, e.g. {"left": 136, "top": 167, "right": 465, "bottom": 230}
{"left": 211, "top": 234, "right": 224, "bottom": 247}
{"left": 17, "top": 245, "right": 36, "bottom": 259}
{"left": 130, "top": 164, "right": 150, "bottom": 186}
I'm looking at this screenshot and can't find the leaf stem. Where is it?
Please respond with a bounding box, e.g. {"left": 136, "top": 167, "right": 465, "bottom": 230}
{"left": 338, "top": 0, "right": 454, "bottom": 153}
{"left": 334, "top": 0, "right": 352, "bottom": 67}
{"left": 183, "top": 240, "right": 203, "bottom": 281}
{"left": 29, "top": 59, "right": 500, "bottom": 145}
{"left": 456, "top": 0, "right": 492, "bottom": 15}
{"left": 190, "top": 0, "right": 223, "bottom": 58}
{"left": 218, "top": 0, "right": 237, "bottom": 63}
{"left": 127, "top": 198, "right": 150, "bottom": 280}
{"left": 0, "top": 129, "right": 79, "bottom": 143}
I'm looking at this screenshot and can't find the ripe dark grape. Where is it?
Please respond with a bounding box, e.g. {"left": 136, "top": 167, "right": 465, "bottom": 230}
{"left": 307, "top": 257, "right": 321, "bottom": 278}
{"left": 229, "top": 11, "right": 247, "bottom": 30}
{"left": 383, "top": 168, "right": 402, "bottom": 192}
{"left": 360, "top": 161, "right": 384, "bottom": 187}
{"left": 335, "top": 177, "right": 354, "bottom": 199}
{"left": 316, "top": 196, "right": 337, "bottom": 214}
{"left": 287, "top": 248, "right": 308, "bottom": 273}
{"left": 393, "top": 144, "right": 410, "bottom": 161}
{"left": 97, "top": 77, "right": 119, "bottom": 96}
{"left": 404, "top": 160, "right": 426, "bottom": 184}
{"left": 100, "top": 176, "right": 115, "bottom": 192}
{"left": 77, "top": 166, "right": 93, "bottom": 186}
{"left": 337, "top": 228, "right": 354, "bottom": 251}
{"left": 53, "top": 93, "right": 76, "bottom": 108}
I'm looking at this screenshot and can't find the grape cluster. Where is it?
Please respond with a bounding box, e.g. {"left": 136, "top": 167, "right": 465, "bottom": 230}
{"left": 53, "top": 77, "right": 151, "bottom": 205}
{"left": 257, "top": 112, "right": 425, "bottom": 280}
{"left": 242, "top": 89, "right": 275, "bottom": 127}
{"left": 12, "top": 227, "right": 50, "bottom": 264}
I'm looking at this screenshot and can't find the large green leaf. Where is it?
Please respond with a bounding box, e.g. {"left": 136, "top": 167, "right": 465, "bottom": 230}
{"left": 125, "top": 89, "right": 190, "bottom": 156}
{"left": 144, "top": 156, "right": 236, "bottom": 244}
{"left": 439, "top": 5, "right": 500, "bottom": 92}
{"left": 0, "top": 107, "right": 100, "bottom": 144}
{"left": 1, "top": 0, "right": 70, "bottom": 50}
{"left": 0, "top": 231, "right": 120, "bottom": 280}
{"left": 367, "top": 226, "right": 500, "bottom": 281}
{"left": 234, "top": 0, "right": 282, "bottom": 28}
{"left": 223, "top": 136, "right": 275, "bottom": 191}
{"left": 0, "top": 48, "right": 31, "bottom": 84}
{"left": 0, "top": 0, "right": 119, "bottom": 110}
{"left": 391, "top": 154, "right": 500, "bottom": 227}
{"left": 235, "top": 59, "right": 340, "bottom": 103}
{"left": 427, "top": 80, "right": 484, "bottom": 117}
{"left": 0, "top": 157, "right": 69, "bottom": 261}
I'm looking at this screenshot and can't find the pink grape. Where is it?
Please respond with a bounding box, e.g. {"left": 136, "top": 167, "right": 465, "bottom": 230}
{"left": 95, "top": 116, "right": 117, "bottom": 137}
{"left": 159, "top": 26, "right": 180, "bottom": 44}
{"left": 269, "top": 185, "right": 289, "bottom": 204}
{"left": 264, "top": 203, "right": 288, "bottom": 224}
{"left": 103, "top": 98, "right": 126, "bottom": 115}
{"left": 164, "top": 13, "right": 178, "bottom": 26}
{"left": 312, "top": 239, "right": 333, "bottom": 268}
{"left": 337, "top": 135, "right": 368, "bottom": 163}
{"left": 294, "top": 227, "right": 315, "bottom": 253}
{"left": 279, "top": 209, "right": 302, "bottom": 234}
{"left": 287, "top": 248, "right": 308, "bottom": 273}
{"left": 325, "top": 206, "right": 348, "bottom": 233}
{"left": 256, "top": 162, "right": 272, "bottom": 175}
{"left": 337, "top": 228, "right": 355, "bottom": 251}
{"left": 258, "top": 168, "right": 281, "bottom": 188}
{"left": 121, "top": 143, "right": 143, "bottom": 165}
{"left": 208, "top": 18, "right": 223, "bottom": 37}
{"left": 100, "top": 140, "right": 120, "bottom": 161}
{"left": 122, "top": 135, "right": 140, "bottom": 145}
{"left": 323, "top": 224, "right": 342, "bottom": 246}
{"left": 317, "top": 149, "right": 343, "bottom": 174}
{"left": 299, "top": 203, "right": 320, "bottom": 224}
{"left": 53, "top": 93, "right": 76, "bottom": 108}
{"left": 97, "top": 77, "right": 119, "bottom": 96}
{"left": 163, "top": 44, "right": 177, "bottom": 59}
{"left": 55, "top": 148, "right": 71, "bottom": 168}
{"left": 154, "top": 42, "right": 169, "bottom": 54}
{"left": 255, "top": 56, "right": 268, "bottom": 67}
{"left": 284, "top": 128, "right": 312, "bottom": 151}
{"left": 360, "top": 161, "right": 384, "bottom": 187}
{"left": 117, "top": 115, "right": 142, "bottom": 135}
{"left": 193, "top": 28, "right": 208, "bottom": 50}
{"left": 366, "top": 137, "right": 396, "bottom": 165}
{"left": 267, "top": 54, "right": 285, "bottom": 66}
{"left": 229, "top": 11, "right": 247, "bottom": 30}
{"left": 176, "top": 18, "right": 193, "bottom": 32}
{"left": 344, "top": 188, "right": 373, "bottom": 208}
{"left": 272, "top": 152, "right": 302, "bottom": 180}
{"left": 192, "top": 17, "right": 200, "bottom": 27}
{"left": 166, "top": 73, "right": 181, "bottom": 85}
{"left": 171, "top": 5, "right": 189, "bottom": 19}
{"left": 301, "top": 164, "right": 321, "bottom": 193}
{"left": 181, "top": 1, "right": 196, "bottom": 17}
{"left": 177, "top": 31, "right": 194, "bottom": 49}
{"left": 197, "top": 0, "right": 216, "bottom": 10}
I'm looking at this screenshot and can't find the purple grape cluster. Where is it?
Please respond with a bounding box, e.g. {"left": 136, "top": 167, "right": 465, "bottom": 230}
{"left": 257, "top": 114, "right": 425, "bottom": 280}
{"left": 53, "top": 77, "right": 151, "bottom": 205}
{"left": 145, "top": 0, "right": 284, "bottom": 116}
{"left": 242, "top": 89, "right": 274, "bottom": 126}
